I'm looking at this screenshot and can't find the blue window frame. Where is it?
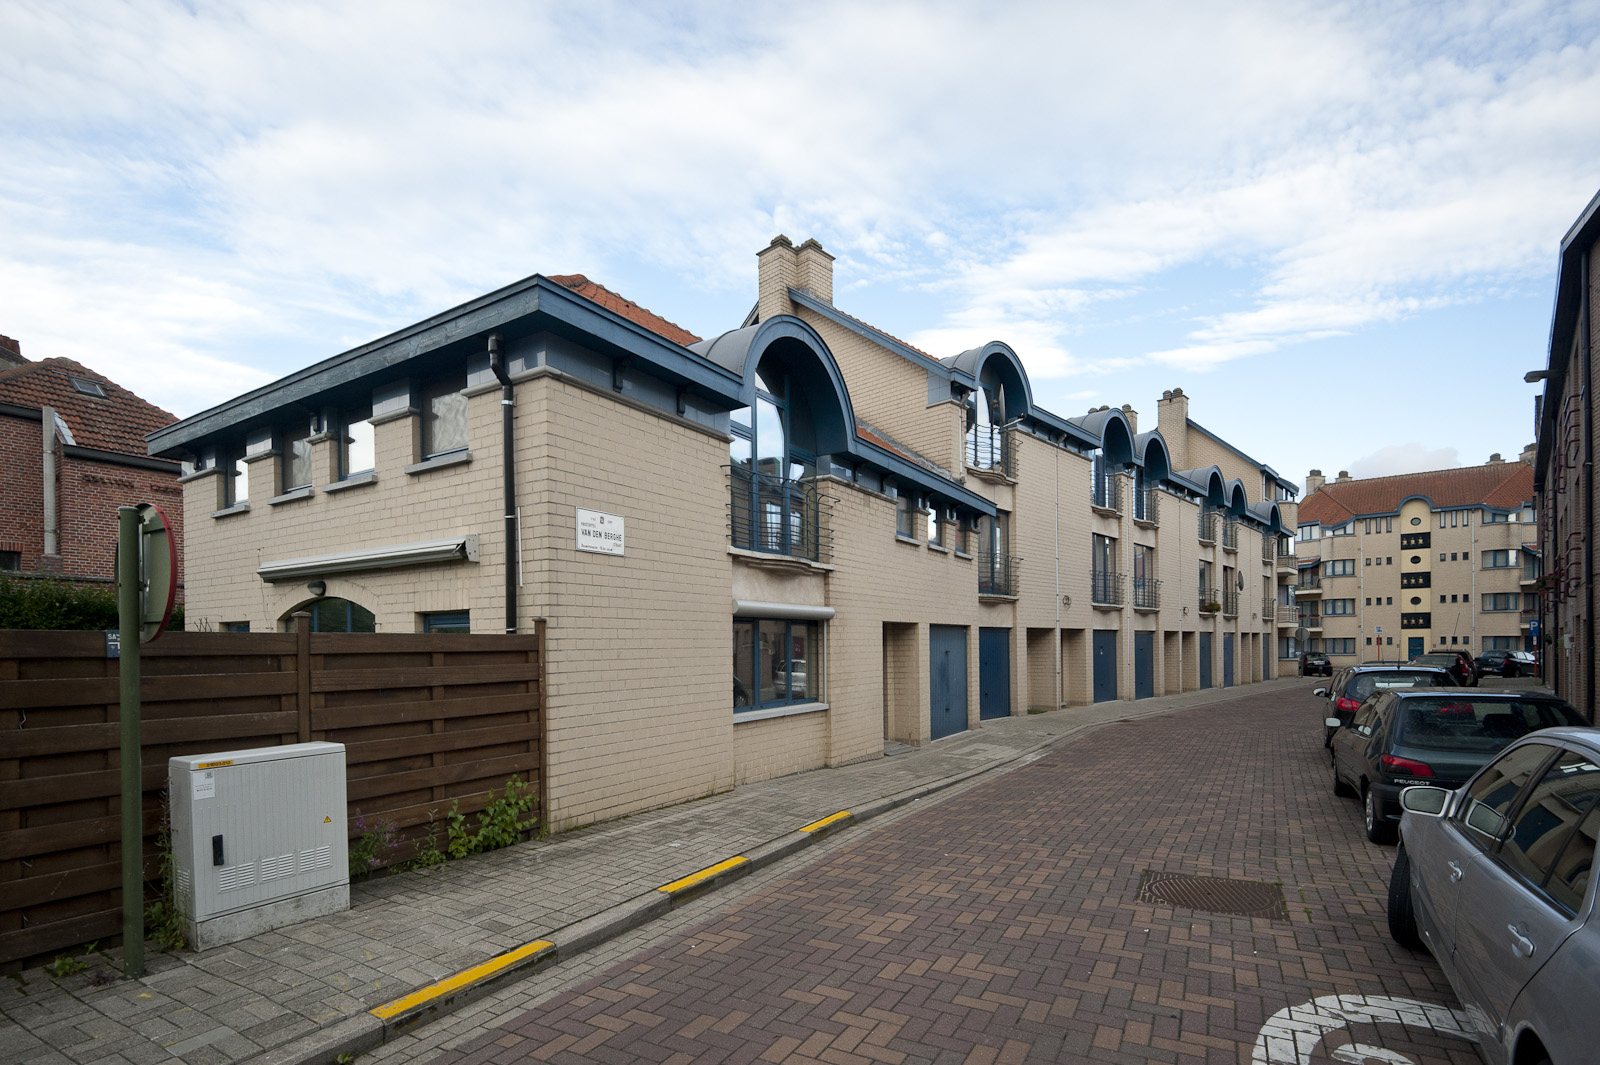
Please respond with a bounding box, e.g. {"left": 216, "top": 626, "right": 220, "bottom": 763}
{"left": 304, "top": 597, "right": 376, "bottom": 632}
{"left": 733, "top": 618, "right": 819, "bottom": 712}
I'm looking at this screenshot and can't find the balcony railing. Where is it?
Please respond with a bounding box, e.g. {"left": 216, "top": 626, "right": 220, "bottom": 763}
{"left": 966, "top": 424, "right": 1014, "bottom": 476}
{"left": 1299, "top": 613, "right": 1322, "bottom": 630}
{"left": 1092, "top": 569, "right": 1125, "bottom": 606}
{"left": 1198, "top": 511, "right": 1219, "bottom": 544}
{"left": 1133, "top": 487, "right": 1159, "bottom": 524}
{"left": 1091, "top": 475, "right": 1123, "bottom": 514}
{"left": 729, "top": 466, "right": 832, "bottom": 562}
{"left": 978, "top": 552, "right": 1021, "bottom": 596}
{"left": 1296, "top": 574, "right": 1322, "bottom": 591}
{"left": 1261, "top": 537, "right": 1275, "bottom": 563}
{"left": 1221, "top": 521, "right": 1239, "bottom": 551}
{"left": 1223, "top": 588, "right": 1240, "bottom": 616}
{"left": 1132, "top": 576, "right": 1160, "bottom": 610}
{"left": 1262, "top": 596, "right": 1275, "bottom": 621}
{"left": 1199, "top": 586, "right": 1220, "bottom": 613}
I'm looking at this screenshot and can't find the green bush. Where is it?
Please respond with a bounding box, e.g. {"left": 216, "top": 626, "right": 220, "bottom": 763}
{"left": 0, "top": 576, "right": 184, "bottom": 631}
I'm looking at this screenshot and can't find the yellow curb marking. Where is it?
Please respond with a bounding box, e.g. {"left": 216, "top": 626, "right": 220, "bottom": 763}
{"left": 369, "top": 940, "right": 554, "bottom": 1021}
{"left": 658, "top": 856, "right": 748, "bottom": 895}
{"left": 799, "top": 811, "right": 852, "bottom": 833}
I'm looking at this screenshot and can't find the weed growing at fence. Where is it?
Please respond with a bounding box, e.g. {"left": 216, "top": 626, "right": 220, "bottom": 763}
{"left": 144, "top": 809, "right": 187, "bottom": 953}
{"left": 408, "top": 810, "right": 447, "bottom": 870}
{"left": 45, "top": 944, "right": 94, "bottom": 978}
{"left": 348, "top": 815, "right": 400, "bottom": 880}
{"left": 445, "top": 777, "right": 539, "bottom": 860}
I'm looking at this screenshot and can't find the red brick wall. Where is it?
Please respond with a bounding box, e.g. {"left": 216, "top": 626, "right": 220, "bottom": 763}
{"left": 0, "top": 411, "right": 186, "bottom": 599}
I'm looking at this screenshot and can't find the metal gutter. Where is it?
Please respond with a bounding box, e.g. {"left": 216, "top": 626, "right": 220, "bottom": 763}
{"left": 257, "top": 535, "right": 479, "bottom": 582}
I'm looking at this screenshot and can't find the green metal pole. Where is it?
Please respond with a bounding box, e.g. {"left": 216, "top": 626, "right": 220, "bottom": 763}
{"left": 117, "top": 506, "right": 144, "bottom": 978}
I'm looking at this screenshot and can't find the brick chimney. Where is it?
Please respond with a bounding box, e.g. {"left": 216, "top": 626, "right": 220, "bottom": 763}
{"left": 1335, "top": 470, "right": 1352, "bottom": 483}
{"left": 1488, "top": 452, "right": 1504, "bottom": 464}
{"left": 795, "top": 238, "right": 834, "bottom": 305}
{"left": 756, "top": 235, "right": 800, "bottom": 325}
{"left": 1157, "top": 388, "right": 1189, "bottom": 469}
{"left": 1306, "top": 469, "right": 1326, "bottom": 494}
{"left": 0, "top": 334, "right": 25, "bottom": 369}
{"left": 1120, "top": 403, "right": 1137, "bottom": 434}
{"left": 1520, "top": 442, "right": 1537, "bottom": 466}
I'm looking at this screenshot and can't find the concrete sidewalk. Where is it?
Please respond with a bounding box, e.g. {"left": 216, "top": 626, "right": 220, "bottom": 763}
{"left": 0, "top": 678, "right": 1310, "bottom": 1065}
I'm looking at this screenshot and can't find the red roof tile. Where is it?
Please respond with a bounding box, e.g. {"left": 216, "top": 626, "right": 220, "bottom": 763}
{"left": 1299, "top": 463, "right": 1534, "bottom": 525}
{"left": 548, "top": 274, "right": 700, "bottom": 346}
{"left": 0, "top": 358, "right": 176, "bottom": 455}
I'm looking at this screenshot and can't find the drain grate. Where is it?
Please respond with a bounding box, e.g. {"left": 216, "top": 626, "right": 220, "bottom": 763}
{"left": 1137, "top": 871, "right": 1289, "bottom": 920}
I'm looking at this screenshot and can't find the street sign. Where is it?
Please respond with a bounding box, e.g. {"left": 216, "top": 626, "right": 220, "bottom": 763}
{"left": 1375, "top": 626, "right": 1382, "bottom": 635}
{"left": 1531, "top": 619, "right": 1541, "bottom": 639}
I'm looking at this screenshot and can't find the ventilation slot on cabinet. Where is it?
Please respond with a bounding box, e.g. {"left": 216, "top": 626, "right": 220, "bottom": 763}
{"left": 260, "top": 854, "right": 298, "bottom": 882}
{"left": 217, "top": 862, "right": 258, "bottom": 893}
{"left": 298, "top": 845, "right": 333, "bottom": 873}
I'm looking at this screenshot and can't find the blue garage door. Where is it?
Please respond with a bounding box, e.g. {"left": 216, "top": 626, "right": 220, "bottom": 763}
{"left": 1093, "top": 630, "right": 1118, "bottom": 703}
{"left": 930, "top": 625, "right": 968, "bottom": 740}
{"left": 979, "top": 627, "right": 1011, "bottom": 720}
{"left": 1134, "top": 631, "right": 1154, "bottom": 700}
{"left": 1198, "top": 631, "right": 1213, "bottom": 690}
{"left": 1223, "top": 632, "right": 1235, "bottom": 688}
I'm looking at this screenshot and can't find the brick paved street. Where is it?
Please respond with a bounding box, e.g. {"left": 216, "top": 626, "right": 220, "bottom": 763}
{"left": 392, "top": 686, "right": 1480, "bottom": 1065}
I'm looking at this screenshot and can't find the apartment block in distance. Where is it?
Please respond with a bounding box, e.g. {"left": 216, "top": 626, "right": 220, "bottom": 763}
{"left": 0, "top": 334, "right": 184, "bottom": 585}
{"left": 151, "top": 239, "right": 1297, "bottom": 831}
{"left": 1293, "top": 458, "right": 1538, "bottom": 665}
{"left": 1533, "top": 185, "right": 1600, "bottom": 716}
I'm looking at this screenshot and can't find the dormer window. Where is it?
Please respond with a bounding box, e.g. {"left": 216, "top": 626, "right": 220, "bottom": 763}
{"left": 68, "top": 376, "right": 105, "bottom": 397}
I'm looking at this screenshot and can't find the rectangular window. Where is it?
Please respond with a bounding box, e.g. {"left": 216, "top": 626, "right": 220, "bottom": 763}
{"left": 1365, "top": 637, "right": 1372, "bottom": 645}
{"left": 1440, "top": 552, "right": 1447, "bottom": 561}
{"left": 1483, "top": 509, "right": 1508, "bottom": 523}
{"left": 1483, "top": 593, "right": 1521, "bottom": 612}
{"left": 896, "top": 493, "right": 916, "bottom": 538}
{"left": 1326, "top": 638, "right": 1355, "bottom": 655}
{"left": 926, "top": 508, "right": 943, "bottom": 546}
{"left": 1386, "top": 557, "right": 1392, "bottom": 565}
{"left": 0, "top": 550, "right": 19, "bottom": 571}
{"left": 1297, "top": 524, "right": 1320, "bottom": 542}
{"left": 342, "top": 410, "right": 375, "bottom": 478}
{"left": 1401, "top": 532, "right": 1430, "bottom": 549}
{"left": 1482, "top": 549, "right": 1513, "bottom": 569}
{"left": 423, "top": 373, "right": 469, "bottom": 457}
{"left": 1463, "top": 593, "right": 1469, "bottom": 603}
{"left": 1484, "top": 635, "right": 1521, "bottom": 651}
{"left": 1324, "top": 598, "right": 1356, "bottom": 615}
{"left": 220, "top": 621, "right": 250, "bottom": 633}
{"left": 1364, "top": 519, "right": 1371, "bottom": 534}
{"left": 1365, "top": 597, "right": 1371, "bottom": 605}
{"left": 282, "top": 417, "right": 314, "bottom": 491}
{"left": 226, "top": 451, "right": 249, "bottom": 505}
{"left": 1386, "top": 517, "right": 1393, "bottom": 533}
{"left": 1364, "top": 557, "right": 1371, "bottom": 566}
{"left": 422, "top": 611, "right": 470, "bottom": 633}
{"left": 1402, "top": 612, "right": 1431, "bottom": 628}
{"left": 1323, "top": 559, "right": 1354, "bottom": 577}
{"left": 1387, "top": 597, "right": 1393, "bottom": 604}
{"left": 733, "top": 618, "right": 820, "bottom": 712}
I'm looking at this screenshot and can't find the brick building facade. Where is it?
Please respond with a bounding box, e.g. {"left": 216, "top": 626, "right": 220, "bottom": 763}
{"left": 0, "top": 336, "right": 184, "bottom": 588}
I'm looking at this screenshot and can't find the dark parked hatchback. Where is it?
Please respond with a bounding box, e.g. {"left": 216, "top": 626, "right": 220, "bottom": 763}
{"left": 1299, "top": 651, "right": 1332, "bottom": 676}
{"left": 1330, "top": 690, "right": 1585, "bottom": 843}
{"left": 1315, "top": 665, "right": 1458, "bottom": 745}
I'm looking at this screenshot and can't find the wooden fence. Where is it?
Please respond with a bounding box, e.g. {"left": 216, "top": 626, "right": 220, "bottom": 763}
{"left": 0, "top": 624, "right": 543, "bottom": 972}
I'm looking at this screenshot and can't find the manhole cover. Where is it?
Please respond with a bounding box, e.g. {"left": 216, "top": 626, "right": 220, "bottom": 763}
{"left": 1137, "top": 871, "right": 1288, "bottom": 920}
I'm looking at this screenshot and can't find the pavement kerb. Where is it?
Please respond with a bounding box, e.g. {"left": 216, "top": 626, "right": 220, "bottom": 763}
{"left": 248, "top": 678, "right": 1307, "bottom": 1065}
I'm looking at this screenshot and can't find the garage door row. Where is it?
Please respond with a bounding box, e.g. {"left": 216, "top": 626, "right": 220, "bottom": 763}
{"left": 931, "top": 626, "right": 1237, "bottom": 741}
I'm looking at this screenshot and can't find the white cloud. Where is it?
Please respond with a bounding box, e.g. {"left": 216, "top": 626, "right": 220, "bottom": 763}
{"left": 1347, "top": 444, "right": 1464, "bottom": 479}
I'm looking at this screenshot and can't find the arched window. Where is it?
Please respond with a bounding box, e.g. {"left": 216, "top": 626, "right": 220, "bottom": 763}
{"left": 729, "top": 363, "right": 820, "bottom": 557}
{"left": 294, "top": 597, "right": 376, "bottom": 633}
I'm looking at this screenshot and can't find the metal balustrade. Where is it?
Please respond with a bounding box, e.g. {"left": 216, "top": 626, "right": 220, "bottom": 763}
{"left": 728, "top": 466, "right": 832, "bottom": 562}
{"left": 1262, "top": 596, "right": 1276, "bottom": 621}
{"left": 978, "top": 552, "right": 1022, "bottom": 596}
{"left": 1092, "top": 569, "right": 1125, "bottom": 606}
{"left": 1199, "top": 512, "right": 1219, "bottom": 544}
{"left": 1133, "top": 488, "right": 1159, "bottom": 524}
{"left": 1223, "top": 588, "right": 1240, "bottom": 616}
{"left": 1091, "top": 474, "right": 1123, "bottom": 514}
{"left": 1221, "top": 521, "right": 1239, "bottom": 551}
{"left": 1132, "top": 576, "right": 1160, "bottom": 609}
{"left": 1199, "top": 586, "right": 1220, "bottom": 613}
{"left": 1261, "top": 537, "right": 1275, "bottom": 562}
{"left": 965, "top": 424, "right": 1015, "bottom": 476}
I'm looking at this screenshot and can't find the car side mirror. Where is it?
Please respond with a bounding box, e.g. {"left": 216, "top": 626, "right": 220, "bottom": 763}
{"left": 1313, "top": 688, "right": 1327, "bottom": 697}
{"left": 1324, "top": 717, "right": 1343, "bottom": 730}
{"left": 1399, "top": 785, "right": 1450, "bottom": 816}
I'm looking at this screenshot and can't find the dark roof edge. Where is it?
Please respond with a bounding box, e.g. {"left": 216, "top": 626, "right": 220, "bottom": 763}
{"left": 0, "top": 401, "right": 43, "bottom": 422}
{"left": 853, "top": 438, "right": 995, "bottom": 515}
{"left": 148, "top": 276, "right": 743, "bottom": 456}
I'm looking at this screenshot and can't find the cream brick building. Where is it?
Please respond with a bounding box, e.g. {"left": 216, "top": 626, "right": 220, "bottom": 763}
{"left": 151, "top": 243, "right": 1297, "bottom": 831}
{"left": 1292, "top": 458, "right": 1538, "bottom": 666}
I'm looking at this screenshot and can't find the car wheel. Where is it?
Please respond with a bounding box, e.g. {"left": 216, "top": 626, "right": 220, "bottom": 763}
{"left": 1364, "top": 786, "right": 1395, "bottom": 844}
{"left": 1387, "top": 846, "right": 1421, "bottom": 948}
{"left": 1333, "top": 758, "right": 1354, "bottom": 798}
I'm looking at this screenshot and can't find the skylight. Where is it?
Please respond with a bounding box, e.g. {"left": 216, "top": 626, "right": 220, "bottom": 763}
{"left": 68, "top": 376, "right": 105, "bottom": 397}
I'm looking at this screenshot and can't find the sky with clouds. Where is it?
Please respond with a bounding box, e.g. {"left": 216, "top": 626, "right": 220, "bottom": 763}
{"left": 3, "top": 0, "right": 1598, "bottom": 490}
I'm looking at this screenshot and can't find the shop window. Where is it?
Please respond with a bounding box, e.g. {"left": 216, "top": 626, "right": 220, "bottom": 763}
{"left": 733, "top": 618, "right": 820, "bottom": 712}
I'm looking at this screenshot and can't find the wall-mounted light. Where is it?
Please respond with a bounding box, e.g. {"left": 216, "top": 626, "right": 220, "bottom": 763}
{"left": 307, "top": 580, "right": 327, "bottom": 597}
{"left": 1061, "top": 595, "right": 1071, "bottom": 609}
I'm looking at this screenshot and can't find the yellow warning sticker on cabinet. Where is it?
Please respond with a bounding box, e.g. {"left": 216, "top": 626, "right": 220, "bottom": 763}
{"left": 198, "top": 759, "right": 234, "bottom": 769}
{"left": 323, "top": 816, "right": 332, "bottom": 823}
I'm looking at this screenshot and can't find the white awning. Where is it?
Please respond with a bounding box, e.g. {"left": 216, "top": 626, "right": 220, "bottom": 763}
{"left": 258, "top": 535, "right": 478, "bottom": 582}
{"left": 732, "top": 600, "right": 835, "bottom": 620}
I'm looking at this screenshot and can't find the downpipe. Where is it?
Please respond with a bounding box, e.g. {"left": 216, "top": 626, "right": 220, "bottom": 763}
{"left": 489, "top": 333, "right": 518, "bottom": 635}
{"left": 1583, "top": 252, "right": 1594, "bottom": 723}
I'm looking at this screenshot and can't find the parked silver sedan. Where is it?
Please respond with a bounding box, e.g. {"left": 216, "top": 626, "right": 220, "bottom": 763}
{"left": 1387, "top": 726, "right": 1600, "bottom": 1065}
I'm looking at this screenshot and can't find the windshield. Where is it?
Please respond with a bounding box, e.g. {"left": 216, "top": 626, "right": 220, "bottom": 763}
{"left": 1396, "top": 698, "right": 1585, "bottom": 752}
{"left": 1346, "top": 672, "right": 1452, "bottom": 701}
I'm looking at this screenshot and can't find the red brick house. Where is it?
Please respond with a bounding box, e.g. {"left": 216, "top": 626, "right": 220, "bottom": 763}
{"left": 0, "top": 335, "right": 185, "bottom": 591}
